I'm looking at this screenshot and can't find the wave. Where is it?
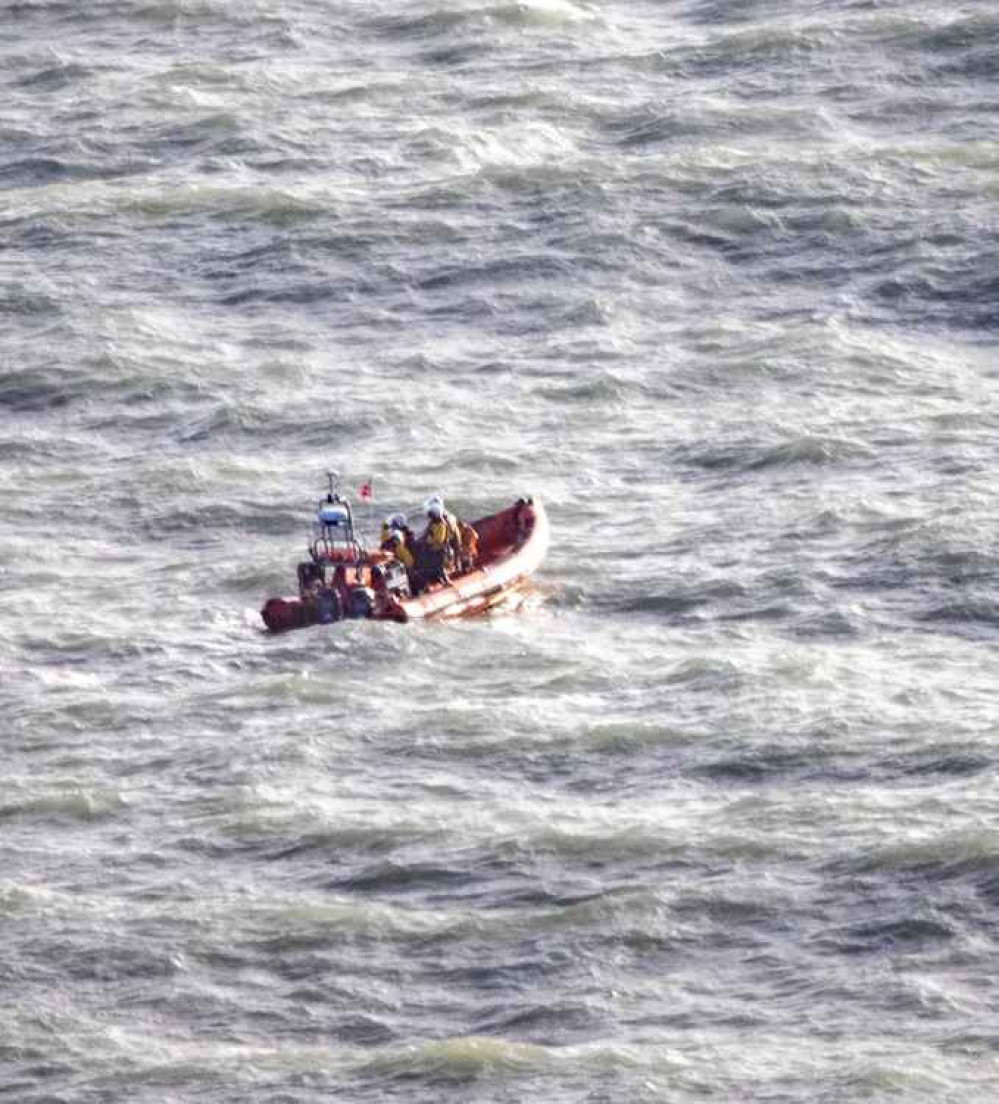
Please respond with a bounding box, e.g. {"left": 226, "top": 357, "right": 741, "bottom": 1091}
{"left": 14, "top": 58, "right": 93, "bottom": 92}
{"left": 831, "top": 829, "right": 999, "bottom": 880}
{"left": 472, "top": 999, "right": 603, "bottom": 1045}
{"left": 900, "top": 752, "right": 991, "bottom": 780}
{"left": 0, "top": 788, "right": 124, "bottom": 823}
{"left": 245, "top": 899, "right": 455, "bottom": 946}
{"left": 817, "top": 915, "right": 957, "bottom": 957}
{"left": 670, "top": 434, "right": 875, "bottom": 475}
{"left": 0, "top": 154, "right": 152, "bottom": 190}
{"left": 364, "top": 1035, "right": 549, "bottom": 1081}
{"left": 694, "top": 749, "right": 819, "bottom": 785}
{"left": 491, "top": 0, "right": 599, "bottom": 28}
{"left": 904, "top": 11, "right": 999, "bottom": 59}
{"left": 416, "top": 253, "right": 574, "bottom": 293}
{"left": 118, "top": 183, "right": 330, "bottom": 225}
{"left": 0, "top": 364, "right": 80, "bottom": 412}
{"left": 918, "top": 600, "right": 999, "bottom": 629}
{"left": 361, "top": 1033, "right": 686, "bottom": 1090}
{"left": 367, "top": 0, "right": 596, "bottom": 43}
{"left": 0, "top": 284, "right": 63, "bottom": 320}
{"left": 870, "top": 257, "right": 999, "bottom": 332}
{"left": 131, "top": 0, "right": 291, "bottom": 32}
{"left": 829, "top": 524, "right": 999, "bottom": 619}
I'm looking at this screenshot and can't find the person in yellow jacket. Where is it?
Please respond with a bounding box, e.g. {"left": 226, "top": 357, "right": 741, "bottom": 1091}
{"left": 423, "top": 502, "right": 452, "bottom": 552}
{"left": 458, "top": 519, "right": 479, "bottom": 571}
{"left": 419, "top": 497, "right": 461, "bottom": 584}
{"left": 380, "top": 512, "right": 415, "bottom": 550}
{"left": 384, "top": 528, "right": 414, "bottom": 570}
{"left": 424, "top": 495, "right": 461, "bottom": 551}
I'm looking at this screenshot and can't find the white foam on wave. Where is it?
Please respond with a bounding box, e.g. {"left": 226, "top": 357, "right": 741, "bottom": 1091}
{"left": 501, "top": 0, "right": 599, "bottom": 25}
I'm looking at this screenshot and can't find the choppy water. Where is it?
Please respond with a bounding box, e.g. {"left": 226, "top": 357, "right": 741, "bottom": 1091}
{"left": 4, "top": 1, "right": 999, "bottom": 1100}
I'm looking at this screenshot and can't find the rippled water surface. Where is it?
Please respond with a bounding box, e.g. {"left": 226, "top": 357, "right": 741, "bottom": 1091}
{"left": 4, "top": 2, "right": 999, "bottom": 1101}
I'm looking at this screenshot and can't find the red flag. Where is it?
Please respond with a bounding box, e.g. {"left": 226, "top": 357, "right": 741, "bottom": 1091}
{"left": 358, "top": 480, "right": 373, "bottom": 501}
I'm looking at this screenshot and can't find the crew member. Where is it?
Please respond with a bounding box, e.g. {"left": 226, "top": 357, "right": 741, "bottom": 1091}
{"left": 458, "top": 519, "right": 479, "bottom": 572}
{"left": 423, "top": 501, "right": 452, "bottom": 555}
{"left": 418, "top": 500, "right": 456, "bottom": 585}
{"left": 514, "top": 496, "right": 536, "bottom": 544}
{"left": 380, "top": 512, "right": 415, "bottom": 550}
{"left": 424, "top": 495, "right": 462, "bottom": 563}
{"left": 384, "top": 528, "right": 414, "bottom": 571}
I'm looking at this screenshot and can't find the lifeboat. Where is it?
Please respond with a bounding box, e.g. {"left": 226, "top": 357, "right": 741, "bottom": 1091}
{"left": 260, "top": 481, "right": 549, "bottom": 633}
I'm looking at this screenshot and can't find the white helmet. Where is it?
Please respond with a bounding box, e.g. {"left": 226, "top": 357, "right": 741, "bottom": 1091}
{"left": 387, "top": 512, "right": 406, "bottom": 529}
{"left": 423, "top": 493, "right": 444, "bottom": 514}
{"left": 427, "top": 502, "right": 444, "bottom": 519}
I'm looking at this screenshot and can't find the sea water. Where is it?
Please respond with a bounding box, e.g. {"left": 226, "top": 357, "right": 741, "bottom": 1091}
{"left": 3, "top": 2, "right": 999, "bottom": 1100}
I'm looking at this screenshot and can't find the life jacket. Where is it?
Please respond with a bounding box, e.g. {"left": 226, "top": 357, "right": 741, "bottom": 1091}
{"left": 424, "top": 518, "right": 450, "bottom": 549}
{"left": 459, "top": 521, "right": 479, "bottom": 562}
{"left": 382, "top": 522, "right": 415, "bottom": 552}
{"left": 441, "top": 512, "right": 464, "bottom": 564}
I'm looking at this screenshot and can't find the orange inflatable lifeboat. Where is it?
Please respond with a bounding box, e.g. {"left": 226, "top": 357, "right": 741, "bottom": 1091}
{"left": 260, "top": 482, "right": 549, "bottom": 633}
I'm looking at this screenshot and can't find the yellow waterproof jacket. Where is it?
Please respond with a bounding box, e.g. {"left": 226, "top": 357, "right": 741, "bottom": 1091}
{"left": 425, "top": 518, "right": 450, "bottom": 549}
{"left": 394, "top": 542, "right": 414, "bottom": 569}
